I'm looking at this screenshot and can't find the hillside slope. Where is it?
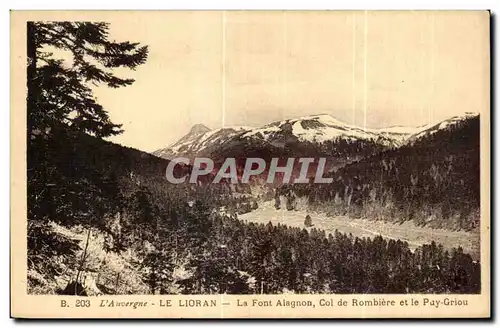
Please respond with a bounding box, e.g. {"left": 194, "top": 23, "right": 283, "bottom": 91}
{"left": 27, "top": 125, "right": 209, "bottom": 294}
{"left": 282, "top": 114, "right": 480, "bottom": 231}
{"left": 27, "top": 122, "right": 481, "bottom": 295}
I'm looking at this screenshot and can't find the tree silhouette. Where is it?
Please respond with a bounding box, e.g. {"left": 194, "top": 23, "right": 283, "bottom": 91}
{"left": 27, "top": 21, "right": 148, "bottom": 139}
{"left": 304, "top": 215, "right": 313, "bottom": 227}
{"left": 26, "top": 22, "right": 149, "bottom": 291}
{"left": 27, "top": 21, "right": 149, "bottom": 222}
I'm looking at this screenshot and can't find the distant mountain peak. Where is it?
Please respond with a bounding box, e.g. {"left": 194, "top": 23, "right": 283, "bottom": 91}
{"left": 407, "top": 112, "right": 479, "bottom": 144}
{"left": 296, "top": 113, "right": 343, "bottom": 124}
{"left": 153, "top": 113, "right": 479, "bottom": 160}
{"left": 188, "top": 124, "right": 211, "bottom": 136}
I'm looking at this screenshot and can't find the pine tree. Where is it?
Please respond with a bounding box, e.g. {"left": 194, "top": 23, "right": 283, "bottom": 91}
{"left": 304, "top": 215, "right": 313, "bottom": 227}
{"left": 27, "top": 21, "right": 149, "bottom": 221}
{"left": 26, "top": 22, "right": 149, "bottom": 292}
{"left": 27, "top": 21, "right": 148, "bottom": 139}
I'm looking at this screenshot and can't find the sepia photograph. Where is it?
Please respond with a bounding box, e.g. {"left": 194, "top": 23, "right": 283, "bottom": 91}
{"left": 10, "top": 10, "right": 490, "bottom": 318}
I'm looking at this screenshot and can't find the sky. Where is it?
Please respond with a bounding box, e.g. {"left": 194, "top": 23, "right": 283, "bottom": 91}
{"left": 84, "top": 11, "right": 489, "bottom": 152}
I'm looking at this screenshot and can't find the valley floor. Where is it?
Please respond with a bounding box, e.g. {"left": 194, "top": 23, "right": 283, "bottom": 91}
{"left": 239, "top": 202, "right": 480, "bottom": 261}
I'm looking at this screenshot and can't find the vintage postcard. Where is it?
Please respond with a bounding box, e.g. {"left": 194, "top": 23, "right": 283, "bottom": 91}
{"left": 10, "top": 10, "right": 490, "bottom": 319}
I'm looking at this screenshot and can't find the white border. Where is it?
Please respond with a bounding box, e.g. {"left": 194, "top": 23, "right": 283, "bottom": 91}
{"left": 3, "top": 1, "right": 498, "bottom": 326}
{"left": 2, "top": 1, "right": 499, "bottom": 10}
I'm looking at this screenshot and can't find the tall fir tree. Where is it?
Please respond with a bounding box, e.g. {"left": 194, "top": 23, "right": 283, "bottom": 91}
{"left": 27, "top": 22, "right": 149, "bottom": 272}
{"left": 27, "top": 21, "right": 149, "bottom": 218}
{"left": 27, "top": 21, "right": 148, "bottom": 139}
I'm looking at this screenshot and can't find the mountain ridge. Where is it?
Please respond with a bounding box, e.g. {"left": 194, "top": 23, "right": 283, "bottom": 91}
{"left": 280, "top": 114, "right": 480, "bottom": 231}
{"left": 152, "top": 113, "right": 477, "bottom": 162}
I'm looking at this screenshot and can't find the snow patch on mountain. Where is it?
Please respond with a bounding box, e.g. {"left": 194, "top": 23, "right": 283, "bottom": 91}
{"left": 408, "top": 112, "right": 479, "bottom": 144}
{"left": 241, "top": 125, "right": 281, "bottom": 139}
{"left": 153, "top": 126, "right": 252, "bottom": 159}
{"left": 374, "top": 125, "right": 429, "bottom": 135}
{"left": 240, "top": 114, "right": 396, "bottom": 145}
{"left": 372, "top": 125, "right": 431, "bottom": 144}
{"left": 152, "top": 112, "right": 479, "bottom": 160}
{"left": 290, "top": 115, "right": 375, "bottom": 143}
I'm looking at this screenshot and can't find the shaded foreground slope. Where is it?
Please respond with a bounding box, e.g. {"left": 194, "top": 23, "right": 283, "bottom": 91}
{"left": 27, "top": 126, "right": 480, "bottom": 295}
